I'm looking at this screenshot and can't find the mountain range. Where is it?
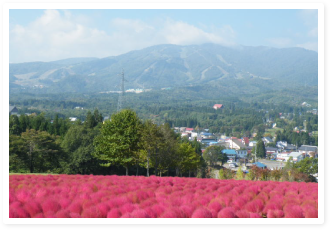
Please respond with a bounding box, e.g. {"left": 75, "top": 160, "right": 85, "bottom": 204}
{"left": 9, "top": 43, "right": 318, "bottom": 94}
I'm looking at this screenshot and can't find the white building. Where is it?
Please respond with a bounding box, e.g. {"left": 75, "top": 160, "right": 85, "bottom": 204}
{"left": 276, "top": 152, "right": 291, "bottom": 162}
{"left": 236, "top": 149, "right": 248, "bottom": 158}
{"left": 288, "top": 152, "right": 304, "bottom": 162}
{"left": 226, "top": 138, "right": 246, "bottom": 150}
{"left": 69, "top": 117, "right": 78, "bottom": 122}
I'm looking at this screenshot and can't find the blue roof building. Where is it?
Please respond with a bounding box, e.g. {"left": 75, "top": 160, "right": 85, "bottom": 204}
{"left": 222, "top": 149, "right": 237, "bottom": 160}
{"left": 222, "top": 149, "right": 237, "bottom": 155}
{"left": 252, "top": 162, "right": 267, "bottom": 169}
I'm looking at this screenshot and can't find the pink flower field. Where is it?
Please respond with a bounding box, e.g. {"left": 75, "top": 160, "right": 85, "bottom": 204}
{"left": 9, "top": 174, "right": 318, "bottom": 218}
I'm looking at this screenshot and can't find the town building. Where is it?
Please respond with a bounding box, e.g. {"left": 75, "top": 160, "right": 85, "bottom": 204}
{"left": 226, "top": 138, "right": 246, "bottom": 150}
{"left": 9, "top": 105, "right": 19, "bottom": 116}
{"left": 213, "top": 104, "right": 223, "bottom": 110}
{"left": 288, "top": 152, "right": 304, "bottom": 162}
{"left": 298, "top": 145, "right": 318, "bottom": 158}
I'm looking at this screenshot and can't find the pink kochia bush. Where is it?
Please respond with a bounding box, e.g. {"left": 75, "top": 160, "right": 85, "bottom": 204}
{"left": 9, "top": 174, "right": 318, "bottom": 218}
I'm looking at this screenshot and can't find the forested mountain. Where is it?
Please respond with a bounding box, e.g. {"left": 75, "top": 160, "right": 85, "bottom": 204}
{"left": 9, "top": 43, "right": 317, "bottom": 94}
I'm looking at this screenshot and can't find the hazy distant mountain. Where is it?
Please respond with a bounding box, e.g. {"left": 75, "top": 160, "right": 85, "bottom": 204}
{"left": 9, "top": 44, "right": 317, "bottom": 94}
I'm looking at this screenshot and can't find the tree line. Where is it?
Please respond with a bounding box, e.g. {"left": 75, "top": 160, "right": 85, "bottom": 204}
{"left": 9, "top": 108, "right": 318, "bottom": 181}
{"left": 9, "top": 109, "right": 207, "bottom": 177}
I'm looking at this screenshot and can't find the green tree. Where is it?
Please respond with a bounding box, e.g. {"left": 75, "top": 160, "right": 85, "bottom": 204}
{"left": 294, "top": 157, "right": 318, "bottom": 175}
{"left": 219, "top": 168, "right": 233, "bottom": 179}
{"left": 218, "top": 151, "right": 228, "bottom": 166}
{"left": 19, "top": 129, "right": 64, "bottom": 173}
{"left": 175, "top": 142, "right": 201, "bottom": 177}
{"left": 9, "top": 115, "right": 21, "bottom": 135}
{"left": 236, "top": 166, "right": 245, "bottom": 180}
{"left": 93, "top": 109, "right": 142, "bottom": 175}
{"left": 53, "top": 114, "right": 59, "bottom": 135}
{"left": 93, "top": 109, "right": 103, "bottom": 123}
{"left": 219, "top": 169, "right": 225, "bottom": 180}
{"left": 191, "top": 137, "right": 202, "bottom": 155}
{"left": 256, "top": 140, "right": 266, "bottom": 159}
{"left": 19, "top": 114, "right": 30, "bottom": 133}
{"left": 84, "top": 111, "right": 96, "bottom": 129}
{"left": 9, "top": 134, "right": 29, "bottom": 172}
{"left": 156, "top": 123, "right": 179, "bottom": 176}
{"left": 202, "top": 145, "right": 225, "bottom": 167}
{"left": 139, "top": 120, "right": 162, "bottom": 177}
{"left": 61, "top": 124, "right": 102, "bottom": 174}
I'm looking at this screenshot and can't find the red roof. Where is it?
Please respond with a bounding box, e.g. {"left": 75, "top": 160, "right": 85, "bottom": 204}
{"left": 186, "top": 128, "right": 194, "bottom": 131}
{"left": 213, "top": 104, "right": 223, "bottom": 109}
{"left": 243, "top": 137, "right": 250, "bottom": 145}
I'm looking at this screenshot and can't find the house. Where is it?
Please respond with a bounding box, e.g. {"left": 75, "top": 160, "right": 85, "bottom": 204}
{"left": 222, "top": 149, "right": 237, "bottom": 161}
{"left": 285, "top": 144, "right": 297, "bottom": 151}
{"left": 190, "top": 132, "right": 198, "bottom": 139}
{"left": 9, "top": 105, "right": 19, "bottom": 116}
{"left": 246, "top": 146, "right": 253, "bottom": 154}
{"left": 266, "top": 147, "right": 279, "bottom": 159}
{"left": 69, "top": 117, "right": 78, "bottom": 122}
{"left": 298, "top": 145, "right": 318, "bottom": 158}
{"left": 213, "top": 104, "right": 223, "bottom": 110}
{"left": 236, "top": 149, "right": 248, "bottom": 159}
{"left": 181, "top": 132, "right": 189, "bottom": 137}
{"left": 249, "top": 141, "right": 257, "bottom": 147}
{"left": 262, "top": 136, "right": 273, "bottom": 144}
{"left": 276, "top": 152, "right": 291, "bottom": 162}
{"left": 179, "top": 127, "right": 186, "bottom": 132}
{"left": 288, "top": 152, "right": 304, "bottom": 162}
{"left": 185, "top": 128, "right": 194, "bottom": 133}
{"left": 227, "top": 138, "right": 246, "bottom": 150}
{"left": 200, "top": 132, "right": 213, "bottom": 138}
{"left": 201, "top": 138, "right": 217, "bottom": 146}
{"left": 209, "top": 141, "right": 219, "bottom": 146}
{"left": 276, "top": 141, "right": 297, "bottom": 151}
{"left": 242, "top": 137, "right": 250, "bottom": 146}
{"left": 218, "top": 141, "right": 231, "bottom": 148}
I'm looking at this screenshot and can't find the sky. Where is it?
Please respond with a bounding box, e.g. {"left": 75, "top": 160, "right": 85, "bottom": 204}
{"left": 9, "top": 9, "right": 318, "bottom": 63}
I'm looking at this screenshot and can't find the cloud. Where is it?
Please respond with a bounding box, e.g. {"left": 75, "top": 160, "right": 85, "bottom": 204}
{"left": 296, "top": 42, "right": 318, "bottom": 52}
{"left": 10, "top": 10, "right": 111, "bottom": 63}
{"left": 295, "top": 9, "right": 318, "bottom": 52}
{"left": 10, "top": 10, "right": 237, "bottom": 63}
{"left": 159, "top": 19, "right": 236, "bottom": 46}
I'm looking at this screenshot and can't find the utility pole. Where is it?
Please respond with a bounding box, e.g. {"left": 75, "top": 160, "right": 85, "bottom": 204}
{"left": 117, "top": 69, "right": 127, "bottom": 113}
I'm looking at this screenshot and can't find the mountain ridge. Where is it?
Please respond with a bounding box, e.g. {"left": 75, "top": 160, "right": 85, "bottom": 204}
{"left": 9, "top": 43, "right": 318, "bottom": 94}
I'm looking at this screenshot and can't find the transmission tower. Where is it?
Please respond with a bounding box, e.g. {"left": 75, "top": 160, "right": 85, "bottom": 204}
{"left": 117, "top": 69, "right": 127, "bottom": 112}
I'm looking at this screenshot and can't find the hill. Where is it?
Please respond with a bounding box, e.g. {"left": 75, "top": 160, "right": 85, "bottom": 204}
{"left": 9, "top": 43, "right": 318, "bottom": 95}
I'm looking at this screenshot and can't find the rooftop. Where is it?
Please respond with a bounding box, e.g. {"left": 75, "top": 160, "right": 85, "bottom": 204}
{"left": 222, "top": 149, "right": 237, "bottom": 155}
